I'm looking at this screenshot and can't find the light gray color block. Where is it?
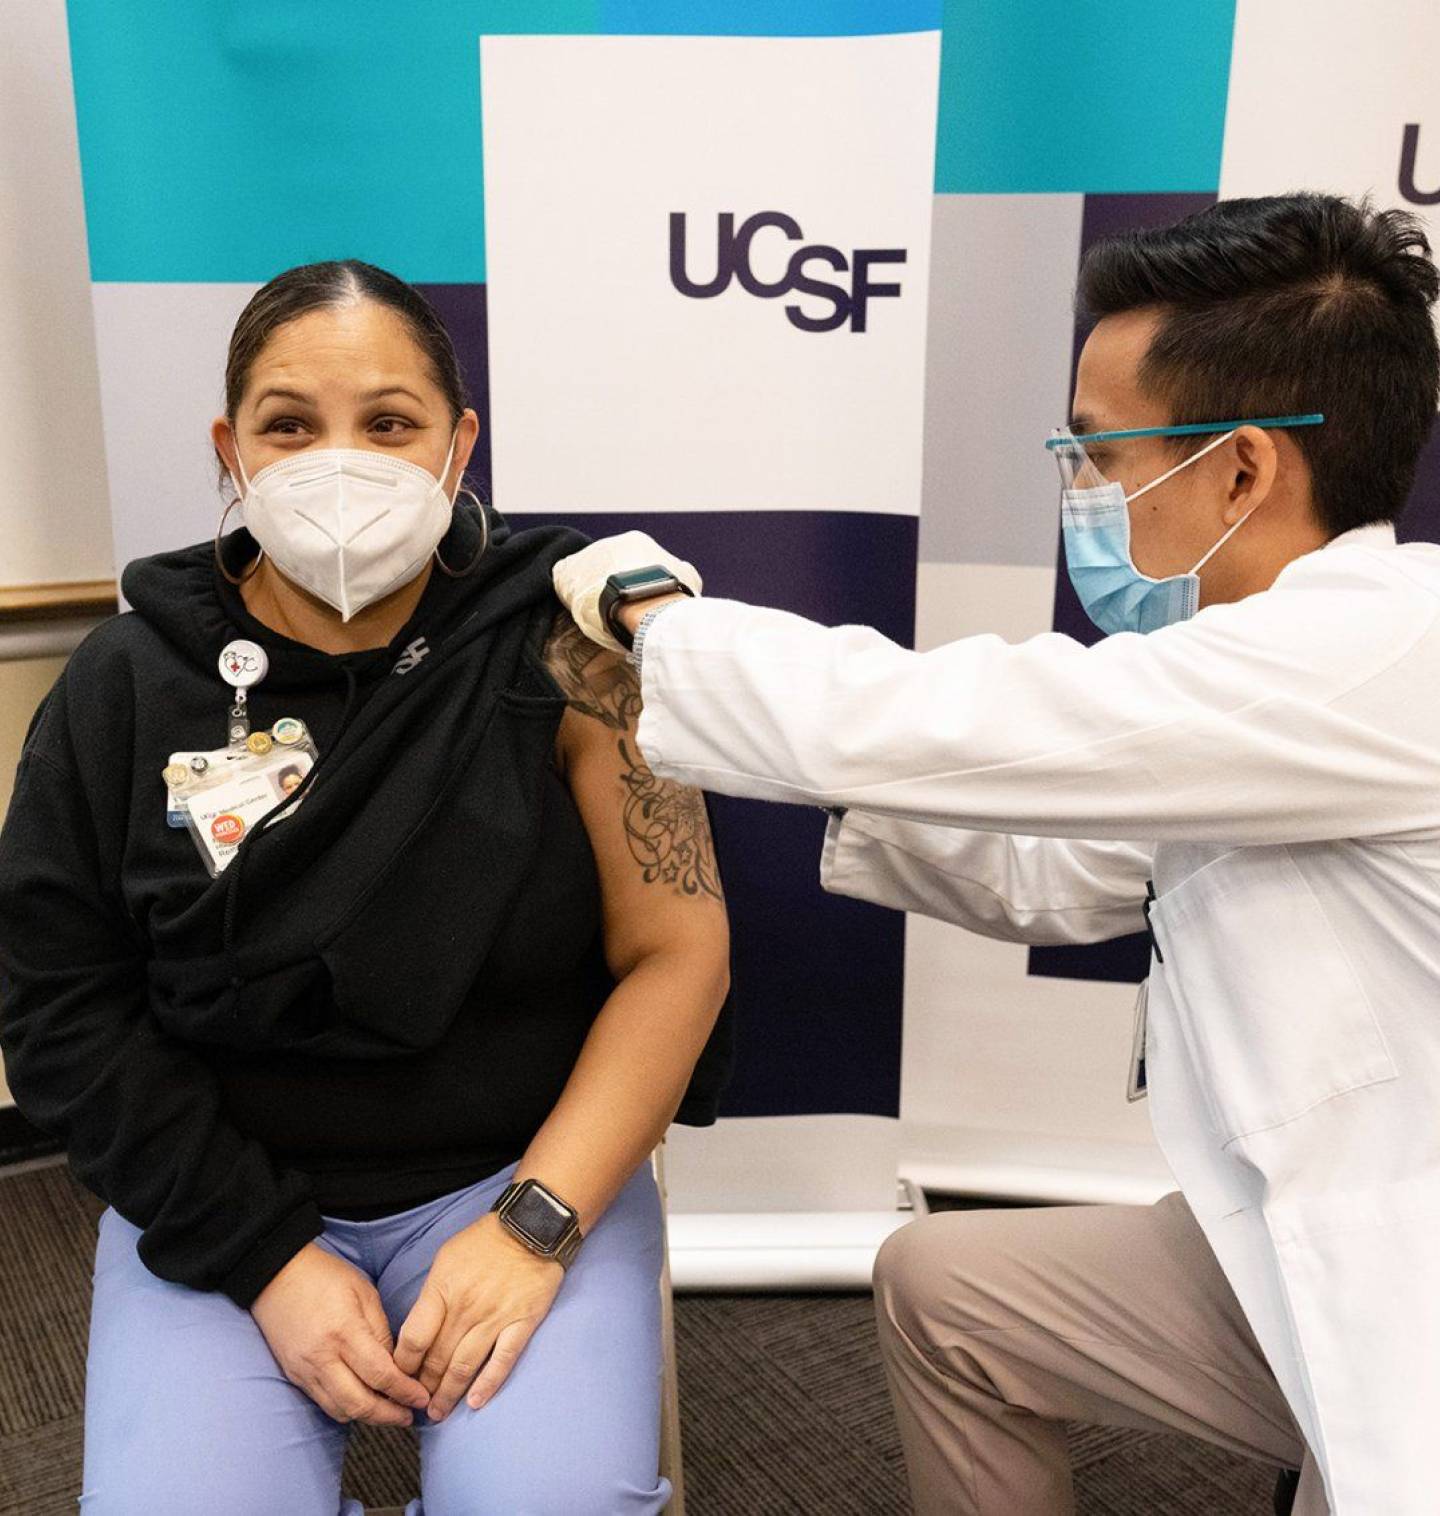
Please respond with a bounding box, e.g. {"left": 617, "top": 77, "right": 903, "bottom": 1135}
{"left": 919, "top": 193, "right": 1084, "bottom": 567}
{"left": 90, "top": 283, "right": 259, "bottom": 602}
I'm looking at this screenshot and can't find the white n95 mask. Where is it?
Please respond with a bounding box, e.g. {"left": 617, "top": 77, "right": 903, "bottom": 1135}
{"left": 229, "top": 432, "right": 459, "bottom": 621}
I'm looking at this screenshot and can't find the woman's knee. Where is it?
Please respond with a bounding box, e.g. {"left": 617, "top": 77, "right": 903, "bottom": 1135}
{"left": 83, "top": 1215, "right": 347, "bottom": 1515}
{"left": 80, "top": 1461, "right": 345, "bottom": 1516}
{"left": 424, "top": 1453, "right": 669, "bottom": 1516}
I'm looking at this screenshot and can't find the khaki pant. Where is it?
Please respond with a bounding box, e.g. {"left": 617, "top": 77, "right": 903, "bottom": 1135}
{"left": 873, "top": 1190, "right": 1328, "bottom": 1515}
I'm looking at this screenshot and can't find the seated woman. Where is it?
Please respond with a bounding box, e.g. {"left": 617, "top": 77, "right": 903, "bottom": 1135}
{"left": 0, "top": 260, "right": 731, "bottom": 1515}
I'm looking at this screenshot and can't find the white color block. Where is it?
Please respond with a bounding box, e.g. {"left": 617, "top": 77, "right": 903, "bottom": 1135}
{"left": 666, "top": 1205, "right": 921, "bottom": 1291}
{"left": 1222, "top": 0, "right": 1440, "bottom": 363}
{"left": 895, "top": 561, "right": 1173, "bottom": 1199}
{"left": 481, "top": 33, "right": 940, "bottom": 515}
{"left": 0, "top": 0, "right": 112, "bottom": 587}
{"left": 662, "top": 1113, "right": 901, "bottom": 1215}
{"left": 662, "top": 1116, "right": 916, "bottom": 1290}
{"left": 89, "top": 283, "right": 259, "bottom": 596}
{"left": 901, "top": 1127, "right": 1173, "bottom": 1207}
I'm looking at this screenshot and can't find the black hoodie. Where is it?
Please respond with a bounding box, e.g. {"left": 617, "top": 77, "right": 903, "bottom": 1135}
{"left": 0, "top": 505, "right": 732, "bottom": 1308}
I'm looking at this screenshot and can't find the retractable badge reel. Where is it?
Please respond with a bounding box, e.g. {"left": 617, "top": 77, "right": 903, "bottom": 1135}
{"left": 159, "top": 640, "right": 320, "bottom": 876}
{"left": 219, "top": 639, "right": 268, "bottom": 747}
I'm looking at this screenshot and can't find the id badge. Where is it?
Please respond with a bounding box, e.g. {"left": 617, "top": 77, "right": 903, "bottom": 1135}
{"left": 1126, "top": 979, "right": 1149, "bottom": 1103}
{"left": 162, "top": 719, "right": 319, "bottom": 877}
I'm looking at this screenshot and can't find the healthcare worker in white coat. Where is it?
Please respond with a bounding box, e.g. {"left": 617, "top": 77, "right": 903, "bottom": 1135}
{"left": 550, "top": 192, "right": 1440, "bottom": 1515}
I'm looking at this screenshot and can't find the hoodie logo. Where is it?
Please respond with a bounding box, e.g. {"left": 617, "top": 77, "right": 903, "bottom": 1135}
{"left": 393, "top": 637, "right": 430, "bottom": 676}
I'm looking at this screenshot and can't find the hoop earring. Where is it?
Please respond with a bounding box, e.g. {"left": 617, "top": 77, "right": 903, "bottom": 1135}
{"left": 213, "top": 496, "right": 263, "bottom": 586}
{"left": 434, "top": 488, "right": 490, "bottom": 576}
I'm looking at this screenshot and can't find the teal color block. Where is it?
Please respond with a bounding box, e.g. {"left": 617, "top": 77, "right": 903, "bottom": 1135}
{"left": 598, "top": 1, "right": 940, "bottom": 33}
{"left": 67, "top": 1, "right": 599, "bottom": 283}
{"left": 934, "top": 0, "right": 1236, "bottom": 193}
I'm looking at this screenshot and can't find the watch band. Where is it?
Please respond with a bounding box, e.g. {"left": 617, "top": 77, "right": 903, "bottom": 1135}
{"left": 599, "top": 567, "right": 693, "bottom": 651}
{"left": 626, "top": 603, "right": 675, "bottom": 671}
{"left": 491, "top": 1179, "right": 585, "bottom": 1269}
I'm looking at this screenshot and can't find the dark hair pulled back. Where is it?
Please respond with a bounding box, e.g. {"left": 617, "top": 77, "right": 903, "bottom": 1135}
{"left": 218, "top": 260, "right": 469, "bottom": 487}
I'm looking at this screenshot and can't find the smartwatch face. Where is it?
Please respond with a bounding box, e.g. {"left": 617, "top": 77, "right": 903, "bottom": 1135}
{"left": 506, "top": 1183, "right": 573, "bottom": 1248}
{"left": 613, "top": 566, "right": 678, "bottom": 595}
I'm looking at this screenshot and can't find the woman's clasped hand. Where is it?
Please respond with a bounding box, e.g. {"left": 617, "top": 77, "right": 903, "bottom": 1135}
{"left": 249, "top": 1241, "right": 432, "bottom": 1427}
{"left": 394, "top": 1209, "right": 565, "bottom": 1419}
{"left": 250, "top": 1211, "right": 566, "bottom": 1426}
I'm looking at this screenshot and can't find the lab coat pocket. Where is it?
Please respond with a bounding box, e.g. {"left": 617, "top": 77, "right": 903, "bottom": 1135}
{"left": 1149, "top": 845, "right": 1398, "bottom": 1147}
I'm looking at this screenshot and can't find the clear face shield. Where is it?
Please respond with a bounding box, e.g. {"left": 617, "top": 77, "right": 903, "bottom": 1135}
{"left": 1045, "top": 413, "right": 1326, "bottom": 492}
{"left": 1043, "top": 413, "right": 1325, "bottom": 635}
{"left": 1046, "top": 427, "right": 1111, "bottom": 494}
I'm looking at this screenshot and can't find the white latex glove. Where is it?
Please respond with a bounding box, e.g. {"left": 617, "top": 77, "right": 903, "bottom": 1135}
{"left": 552, "top": 530, "right": 703, "bottom": 653}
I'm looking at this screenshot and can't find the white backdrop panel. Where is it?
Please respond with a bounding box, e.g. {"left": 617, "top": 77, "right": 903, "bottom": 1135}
{"left": 481, "top": 32, "right": 940, "bottom": 516}
{"left": 1222, "top": 0, "right": 1440, "bottom": 358}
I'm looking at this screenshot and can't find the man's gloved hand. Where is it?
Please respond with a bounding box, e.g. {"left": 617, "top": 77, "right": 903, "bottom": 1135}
{"left": 551, "top": 531, "right": 703, "bottom": 653}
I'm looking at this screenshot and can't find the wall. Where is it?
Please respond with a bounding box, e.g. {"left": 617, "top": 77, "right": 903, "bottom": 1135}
{"left": 0, "top": 657, "right": 68, "bottom": 1106}
{"left": 0, "top": 0, "right": 111, "bottom": 589}
{"left": 0, "top": 0, "right": 115, "bottom": 1113}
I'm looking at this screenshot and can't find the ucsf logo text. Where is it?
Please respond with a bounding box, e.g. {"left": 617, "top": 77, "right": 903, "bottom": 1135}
{"left": 670, "top": 212, "right": 906, "bottom": 333}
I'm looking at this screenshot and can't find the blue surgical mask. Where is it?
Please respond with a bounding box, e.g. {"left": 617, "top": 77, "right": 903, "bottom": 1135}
{"left": 1061, "top": 429, "right": 1242, "bottom": 635}
{"left": 1048, "top": 412, "right": 1326, "bottom": 636}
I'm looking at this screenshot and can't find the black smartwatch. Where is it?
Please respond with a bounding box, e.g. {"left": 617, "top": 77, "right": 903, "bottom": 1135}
{"left": 598, "top": 565, "right": 694, "bottom": 651}
{"left": 490, "top": 1177, "right": 584, "bottom": 1268}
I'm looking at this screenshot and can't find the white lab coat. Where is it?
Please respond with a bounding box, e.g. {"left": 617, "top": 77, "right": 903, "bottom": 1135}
{"left": 635, "top": 521, "right": 1440, "bottom": 1514}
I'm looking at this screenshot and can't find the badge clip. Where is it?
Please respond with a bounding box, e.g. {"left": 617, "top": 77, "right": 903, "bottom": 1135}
{"left": 219, "top": 639, "right": 268, "bottom": 750}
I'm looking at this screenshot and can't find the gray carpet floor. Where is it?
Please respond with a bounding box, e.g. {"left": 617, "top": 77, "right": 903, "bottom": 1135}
{"left": 0, "top": 1158, "right": 1281, "bottom": 1514}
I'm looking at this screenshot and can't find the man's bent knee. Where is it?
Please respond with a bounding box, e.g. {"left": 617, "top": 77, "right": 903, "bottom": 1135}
{"left": 875, "top": 1213, "right": 966, "bottom": 1345}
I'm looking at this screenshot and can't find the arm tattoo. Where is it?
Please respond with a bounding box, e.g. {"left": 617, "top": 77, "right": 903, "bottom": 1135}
{"left": 617, "top": 736, "right": 724, "bottom": 900}
{"left": 544, "top": 611, "right": 724, "bottom": 902}
{"left": 542, "top": 611, "right": 639, "bottom": 731}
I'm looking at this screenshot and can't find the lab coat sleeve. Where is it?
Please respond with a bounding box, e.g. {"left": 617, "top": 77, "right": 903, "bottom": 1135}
{"left": 634, "top": 546, "right": 1440, "bottom": 845}
{"left": 818, "top": 809, "right": 1152, "bottom": 943}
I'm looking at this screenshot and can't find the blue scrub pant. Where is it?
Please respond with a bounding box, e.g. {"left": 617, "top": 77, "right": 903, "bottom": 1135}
{"left": 78, "top": 1158, "right": 671, "bottom": 1515}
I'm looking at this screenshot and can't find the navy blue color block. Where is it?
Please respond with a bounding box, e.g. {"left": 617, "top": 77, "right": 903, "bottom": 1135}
{"left": 1398, "top": 420, "right": 1440, "bottom": 547}
{"left": 416, "top": 285, "right": 492, "bottom": 502}
{"left": 516, "top": 510, "right": 915, "bottom": 1119}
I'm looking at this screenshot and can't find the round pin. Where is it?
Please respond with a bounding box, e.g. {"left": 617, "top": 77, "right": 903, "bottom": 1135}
{"left": 163, "top": 763, "right": 190, "bottom": 789}
{"left": 189, "top": 754, "right": 209, "bottom": 775}
{"left": 272, "top": 717, "right": 304, "bottom": 746}
{"left": 218, "top": 640, "right": 268, "bottom": 690}
{"left": 246, "top": 732, "right": 273, "bottom": 756}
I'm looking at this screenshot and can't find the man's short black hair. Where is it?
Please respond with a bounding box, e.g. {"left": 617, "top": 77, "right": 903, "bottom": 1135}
{"left": 1077, "top": 193, "right": 1440, "bottom": 535}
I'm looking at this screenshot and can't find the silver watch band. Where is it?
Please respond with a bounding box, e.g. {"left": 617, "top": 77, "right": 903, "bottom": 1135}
{"left": 626, "top": 601, "right": 679, "bottom": 671}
